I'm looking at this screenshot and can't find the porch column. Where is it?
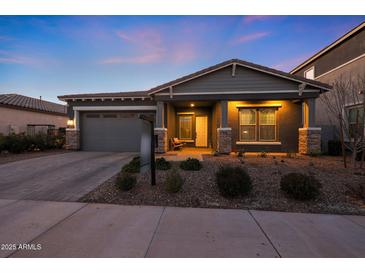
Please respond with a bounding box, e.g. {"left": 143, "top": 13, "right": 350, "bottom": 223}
{"left": 299, "top": 98, "right": 321, "bottom": 154}
{"left": 156, "top": 101, "right": 165, "bottom": 128}
{"left": 217, "top": 100, "right": 232, "bottom": 154}
{"left": 220, "top": 100, "right": 228, "bottom": 128}
{"left": 65, "top": 109, "right": 80, "bottom": 150}
{"left": 154, "top": 101, "right": 168, "bottom": 153}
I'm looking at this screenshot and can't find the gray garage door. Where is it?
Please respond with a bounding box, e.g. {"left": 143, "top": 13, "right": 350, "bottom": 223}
{"left": 80, "top": 112, "right": 144, "bottom": 152}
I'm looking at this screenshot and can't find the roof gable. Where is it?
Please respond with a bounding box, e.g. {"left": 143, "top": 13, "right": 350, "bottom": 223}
{"left": 148, "top": 59, "right": 331, "bottom": 95}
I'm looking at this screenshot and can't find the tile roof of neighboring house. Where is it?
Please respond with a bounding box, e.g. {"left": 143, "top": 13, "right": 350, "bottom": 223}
{"left": 58, "top": 91, "right": 149, "bottom": 101}
{"left": 147, "top": 58, "right": 332, "bottom": 94}
{"left": 290, "top": 21, "right": 365, "bottom": 74}
{"left": 0, "top": 93, "right": 67, "bottom": 115}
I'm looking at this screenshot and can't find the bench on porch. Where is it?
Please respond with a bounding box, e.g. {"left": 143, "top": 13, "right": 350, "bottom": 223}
{"left": 170, "top": 138, "right": 186, "bottom": 150}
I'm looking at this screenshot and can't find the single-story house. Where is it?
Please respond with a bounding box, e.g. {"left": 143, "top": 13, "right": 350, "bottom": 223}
{"left": 58, "top": 59, "right": 331, "bottom": 154}
{"left": 0, "top": 93, "right": 68, "bottom": 135}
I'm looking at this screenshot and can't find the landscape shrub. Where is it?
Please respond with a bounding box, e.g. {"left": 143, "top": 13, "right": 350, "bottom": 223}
{"left": 280, "top": 172, "right": 321, "bottom": 200}
{"left": 216, "top": 166, "right": 252, "bottom": 198}
{"left": 121, "top": 157, "right": 140, "bottom": 173}
{"left": 116, "top": 172, "right": 136, "bottom": 191}
{"left": 165, "top": 168, "right": 183, "bottom": 193}
{"left": 156, "top": 157, "right": 171, "bottom": 170}
{"left": 327, "top": 140, "right": 341, "bottom": 156}
{"left": 0, "top": 132, "right": 65, "bottom": 153}
{"left": 179, "top": 157, "right": 202, "bottom": 171}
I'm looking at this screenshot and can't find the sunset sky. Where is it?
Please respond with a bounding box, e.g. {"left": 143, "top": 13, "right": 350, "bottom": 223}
{"left": 0, "top": 15, "right": 364, "bottom": 103}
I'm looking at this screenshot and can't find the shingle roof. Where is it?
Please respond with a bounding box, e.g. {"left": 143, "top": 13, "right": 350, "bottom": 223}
{"left": 58, "top": 91, "right": 149, "bottom": 101}
{"left": 0, "top": 93, "right": 67, "bottom": 115}
{"left": 57, "top": 58, "right": 332, "bottom": 101}
{"left": 148, "top": 59, "right": 332, "bottom": 94}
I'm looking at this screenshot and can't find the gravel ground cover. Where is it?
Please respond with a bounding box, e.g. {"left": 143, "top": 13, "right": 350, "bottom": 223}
{"left": 80, "top": 154, "right": 365, "bottom": 215}
{"left": 0, "top": 149, "right": 69, "bottom": 165}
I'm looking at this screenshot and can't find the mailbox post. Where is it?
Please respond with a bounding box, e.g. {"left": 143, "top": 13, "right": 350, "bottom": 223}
{"left": 138, "top": 114, "right": 156, "bottom": 186}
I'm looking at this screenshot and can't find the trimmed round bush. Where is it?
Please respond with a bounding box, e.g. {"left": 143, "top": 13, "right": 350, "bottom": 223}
{"left": 216, "top": 166, "right": 252, "bottom": 198}
{"left": 179, "top": 157, "right": 202, "bottom": 171}
{"left": 156, "top": 157, "right": 171, "bottom": 170}
{"left": 116, "top": 172, "right": 136, "bottom": 191}
{"left": 165, "top": 168, "right": 184, "bottom": 193}
{"left": 280, "top": 172, "right": 321, "bottom": 200}
{"left": 121, "top": 157, "right": 140, "bottom": 173}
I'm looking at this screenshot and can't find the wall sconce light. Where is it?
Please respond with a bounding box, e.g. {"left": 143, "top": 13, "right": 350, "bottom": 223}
{"left": 67, "top": 119, "right": 75, "bottom": 128}
{"left": 190, "top": 103, "right": 195, "bottom": 107}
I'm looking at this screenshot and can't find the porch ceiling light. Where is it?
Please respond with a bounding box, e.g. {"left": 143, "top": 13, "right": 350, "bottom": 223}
{"left": 190, "top": 103, "right": 195, "bottom": 107}
{"left": 67, "top": 119, "right": 75, "bottom": 128}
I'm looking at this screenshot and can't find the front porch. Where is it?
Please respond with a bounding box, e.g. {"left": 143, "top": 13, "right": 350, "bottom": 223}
{"left": 154, "top": 99, "right": 321, "bottom": 155}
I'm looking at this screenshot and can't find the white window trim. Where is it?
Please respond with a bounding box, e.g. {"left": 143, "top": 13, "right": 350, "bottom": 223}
{"left": 304, "top": 66, "right": 315, "bottom": 80}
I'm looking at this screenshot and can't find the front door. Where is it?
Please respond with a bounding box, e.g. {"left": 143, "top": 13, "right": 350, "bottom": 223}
{"left": 195, "top": 116, "right": 208, "bottom": 147}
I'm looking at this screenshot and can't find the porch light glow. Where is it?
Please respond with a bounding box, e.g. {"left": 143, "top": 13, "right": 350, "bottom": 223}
{"left": 67, "top": 119, "right": 75, "bottom": 128}
{"left": 190, "top": 103, "right": 195, "bottom": 107}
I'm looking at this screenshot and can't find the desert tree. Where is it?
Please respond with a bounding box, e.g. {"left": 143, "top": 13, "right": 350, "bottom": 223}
{"left": 320, "top": 74, "right": 365, "bottom": 170}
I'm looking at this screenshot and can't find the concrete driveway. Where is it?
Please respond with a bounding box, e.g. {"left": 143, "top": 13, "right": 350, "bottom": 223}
{"left": 0, "top": 199, "right": 364, "bottom": 258}
{"left": 0, "top": 152, "right": 135, "bottom": 201}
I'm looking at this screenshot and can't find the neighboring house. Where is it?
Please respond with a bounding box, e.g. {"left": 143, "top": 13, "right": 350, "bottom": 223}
{"left": 0, "top": 93, "right": 68, "bottom": 135}
{"left": 290, "top": 21, "right": 365, "bottom": 151}
{"left": 59, "top": 59, "right": 331, "bottom": 154}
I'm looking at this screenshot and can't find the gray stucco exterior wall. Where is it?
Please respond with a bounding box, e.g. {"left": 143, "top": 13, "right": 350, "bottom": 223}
{"left": 294, "top": 28, "right": 365, "bottom": 78}
{"left": 164, "top": 66, "right": 304, "bottom": 94}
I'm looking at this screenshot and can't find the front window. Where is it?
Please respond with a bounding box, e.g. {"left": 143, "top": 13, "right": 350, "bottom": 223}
{"left": 179, "top": 115, "right": 193, "bottom": 139}
{"left": 259, "top": 109, "right": 276, "bottom": 141}
{"left": 347, "top": 105, "right": 364, "bottom": 138}
{"left": 239, "top": 108, "right": 277, "bottom": 142}
{"left": 239, "top": 109, "right": 256, "bottom": 141}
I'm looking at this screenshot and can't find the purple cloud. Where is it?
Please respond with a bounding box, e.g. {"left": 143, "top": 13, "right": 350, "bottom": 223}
{"left": 272, "top": 54, "right": 313, "bottom": 72}
{"left": 234, "top": 31, "right": 271, "bottom": 44}
{"left": 102, "top": 26, "right": 199, "bottom": 65}
{"left": 243, "top": 16, "right": 273, "bottom": 24}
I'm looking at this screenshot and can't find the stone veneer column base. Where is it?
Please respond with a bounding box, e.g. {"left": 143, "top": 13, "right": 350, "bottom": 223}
{"left": 65, "top": 129, "right": 80, "bottom": 150}
{"left": 217, "top": 128, "right": 232, "bottom": 154}
{"left": 154, "top": 128, "right": 168, "bottom": 153}
{"left": 298, "top": 127, "right": 321, "bottom": 155}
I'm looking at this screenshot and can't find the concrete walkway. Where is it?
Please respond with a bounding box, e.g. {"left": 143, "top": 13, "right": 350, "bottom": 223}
{"left": 0, "top": 199, "right": 364, "bottom": 258}
{"left": 0, "top": 152, "right": 135, "bottom": 201}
